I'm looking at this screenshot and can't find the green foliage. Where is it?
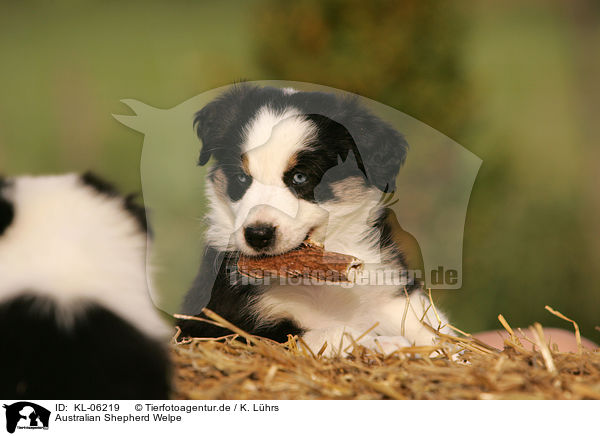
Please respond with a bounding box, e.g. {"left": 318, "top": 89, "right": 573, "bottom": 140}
{"left": 253, "top": 0, "right": 470, "bottom": 139}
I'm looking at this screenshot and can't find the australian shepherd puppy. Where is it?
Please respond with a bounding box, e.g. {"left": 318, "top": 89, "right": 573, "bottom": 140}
{"left": 178, "top": 84, "right": 451, "bottom": 356}
{"left": 0, "top": 173, "right": 171, "bottom": 398}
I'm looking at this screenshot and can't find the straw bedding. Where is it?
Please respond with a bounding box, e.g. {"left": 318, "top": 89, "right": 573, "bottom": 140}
{"left": 171, "top": 309, "right": 600, "bottom": 400}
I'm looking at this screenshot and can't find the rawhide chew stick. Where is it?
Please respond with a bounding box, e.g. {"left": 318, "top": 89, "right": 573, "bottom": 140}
{"left": 238, "top": 242, "right": 363, "bottom": 283}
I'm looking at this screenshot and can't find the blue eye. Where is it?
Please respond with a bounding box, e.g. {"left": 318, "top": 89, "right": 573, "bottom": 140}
{"left": 237, "top": 173, "right": 250, "bottom": 183}
{"left": 292, "top": 172, "right": 308, "bottom": 185}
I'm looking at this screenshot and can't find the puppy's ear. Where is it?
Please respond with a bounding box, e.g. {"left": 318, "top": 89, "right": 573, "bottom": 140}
{"left": 362, "top": 123, "right": 408, "bottom": 193}
{"left": 194, "top": 102, "right": 220, "bottom": 166}
{"left": 339, "top": 101, "right": 408, "bottom": 193}
{"left": 194, "top": 84, "right": 255, "bottom": 166}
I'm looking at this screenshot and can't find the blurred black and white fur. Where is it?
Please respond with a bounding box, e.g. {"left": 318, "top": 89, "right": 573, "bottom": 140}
{"left": 179, "top": 84, "right": 451, "bottom": 356}
{"left": 0, "top": 173, "right": 171, "bottom": 398}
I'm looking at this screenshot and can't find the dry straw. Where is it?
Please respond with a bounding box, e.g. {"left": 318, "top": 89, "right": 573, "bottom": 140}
{"left": 171, "top": 308, "right": 599, "bottom": 400}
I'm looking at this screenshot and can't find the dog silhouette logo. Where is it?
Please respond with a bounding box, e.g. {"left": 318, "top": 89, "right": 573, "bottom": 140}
{"left": 114, "top": 80, "right": 482, "bottom": 309}
{"left": 3, "top": 402, "right": 50, "bottom": 434}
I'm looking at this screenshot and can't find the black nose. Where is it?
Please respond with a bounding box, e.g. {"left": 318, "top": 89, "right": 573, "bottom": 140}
{"left": 244, "top": 224, "right": 276, "bottom": 250}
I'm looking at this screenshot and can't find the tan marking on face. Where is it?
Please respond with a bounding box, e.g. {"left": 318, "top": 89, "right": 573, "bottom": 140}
{"left": 210, "top": 168, "right": 227, "bottom": 197}
{"left": 329, "top": 176, "right": 369, "bottom": 199}
{"left": 241, "top": 154, "right": 250, "bottom": 176}
{"left": 284, "top": 153, "right": 298, "bottom": 174}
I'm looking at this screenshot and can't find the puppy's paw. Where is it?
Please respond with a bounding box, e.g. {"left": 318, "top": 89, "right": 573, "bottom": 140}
{"left": 299, "top": 326, "right": 374, "bottom": 357}
{"left": 364, "top": 335, "right": 412, "bottom": 354}
{"left": 299, "top": 328, "right": 416, "bottom": 357}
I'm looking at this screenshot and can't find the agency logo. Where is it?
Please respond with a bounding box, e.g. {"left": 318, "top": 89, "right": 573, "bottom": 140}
{"left": 2, "top": 402, "right": 50, "bottom": 434}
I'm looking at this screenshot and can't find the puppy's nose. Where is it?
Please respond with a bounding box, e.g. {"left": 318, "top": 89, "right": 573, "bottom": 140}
{"left": 244, "top": 224, "right": 276, "bottom": 250}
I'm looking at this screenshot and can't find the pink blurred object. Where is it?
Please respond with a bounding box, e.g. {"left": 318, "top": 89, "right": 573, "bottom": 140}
{"left": 473, "top": 328, "right": 598, "bottom": 353}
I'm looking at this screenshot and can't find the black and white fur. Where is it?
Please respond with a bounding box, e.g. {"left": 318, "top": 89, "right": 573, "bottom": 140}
{"left": 179, "top": 84, "right": 451, "bottom": 355}
{"left": 0, "top": 173, "right": 171, "bottom": 398}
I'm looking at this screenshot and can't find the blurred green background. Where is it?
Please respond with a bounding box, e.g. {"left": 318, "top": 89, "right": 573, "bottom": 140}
{"left": 1, "top": 0, "right": 598, "bottom": 340}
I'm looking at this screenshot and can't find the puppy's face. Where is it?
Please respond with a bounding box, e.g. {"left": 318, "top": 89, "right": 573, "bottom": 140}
{"left": 197, "top": 85, "right": 408, "bottom": 256}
